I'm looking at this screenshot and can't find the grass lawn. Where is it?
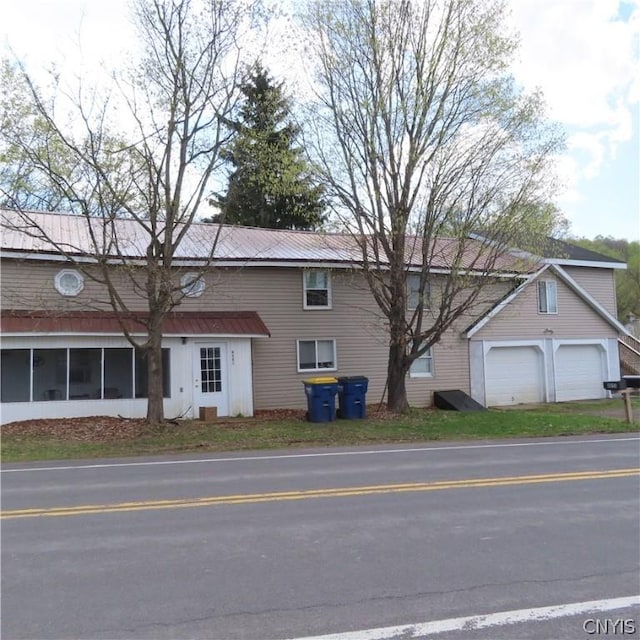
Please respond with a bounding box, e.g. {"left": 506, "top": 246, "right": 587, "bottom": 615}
{"left": 2, "top": 398, "right": 639, "bottom": 463}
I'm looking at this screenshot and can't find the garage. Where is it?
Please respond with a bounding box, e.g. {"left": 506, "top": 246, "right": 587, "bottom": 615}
{"left": 485, "top": 345, "right": 545, "bottom": 406}
{"left": 555, "top": 343, "right": 606, "bottom": 402}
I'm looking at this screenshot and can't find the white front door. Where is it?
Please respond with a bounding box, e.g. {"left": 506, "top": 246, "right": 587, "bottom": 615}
{"left": 193, "top": 343, "right": 228, "bottom": 417}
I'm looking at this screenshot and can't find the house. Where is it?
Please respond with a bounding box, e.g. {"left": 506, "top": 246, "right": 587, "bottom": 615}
{"left": 0, "top": 209, "right": 632, "bottom": 425}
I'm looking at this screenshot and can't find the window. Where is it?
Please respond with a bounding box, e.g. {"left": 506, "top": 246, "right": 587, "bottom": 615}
{"left": 410, "top": 347, "right": 434, "bottom": 377}
{"left": 199, "top": 347, "right": 222, "bottom": 393}
{"left": 135, "top": 349, "right": 171, "bottom": 398}
{"left": 54, "top": 269, "right": 84, "bottom": 297}
{"left": 181, "top": 272, "right": 205, "bottom": 298}
{"left": 103, "top": 348, "right": 133, "bottom": 399}
{"left": 0, "top": 349, "right": 30, "bottom": 402}
{"left": 538, "top": 280, "right": 558, "bottom": 314}
{"left": 33, "top": 348, "right": 67, "bottom": 400}
{"left": 407, "top": 274, "right": 430, "bottom": 310}
{"left": 297, "top": 339, "right": 336, "bottom": 371}
{"left": 0, "top": 347, "right": 170, "bottom": 402}
{"left": 303, "top": 270, "right": 331, "bottom": 309}
{"left": 69, "top": 348, "right": 101, "bottom": 399}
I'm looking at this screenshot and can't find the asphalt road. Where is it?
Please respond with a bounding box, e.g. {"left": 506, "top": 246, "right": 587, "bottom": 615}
{"left": 2, "top": 434, "right": 639, "bottom": 640}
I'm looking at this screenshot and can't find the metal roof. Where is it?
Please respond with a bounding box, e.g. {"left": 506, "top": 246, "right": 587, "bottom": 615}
{"left": 0, "top": 310, "right": 271, "bottom": 337}
{"left": 1, "top": 209, "right": 537, "bottom": 273}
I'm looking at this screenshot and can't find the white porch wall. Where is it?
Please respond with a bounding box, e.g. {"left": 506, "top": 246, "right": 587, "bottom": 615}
{"left": 1, "top": 334, "right": 255, "bottom": 425}
{"left": 226, "top": 339, "right": 254, "bottom": 417}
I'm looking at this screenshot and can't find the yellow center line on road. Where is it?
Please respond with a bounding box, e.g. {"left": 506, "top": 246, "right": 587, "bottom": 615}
{"left": 2, "top": 468, "right": 638, "bottom": 520}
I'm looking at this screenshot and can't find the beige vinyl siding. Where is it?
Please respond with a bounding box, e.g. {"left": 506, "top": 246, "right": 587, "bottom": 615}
{"left": 1, "top": 260, "right": 78, "bottom": 310}
{"left": 473, "top": 275, "right": 618, "bottom": 340}
{"left": 562, "top": 266, "right": 618, "bottom": 317}
{"left": 1, "top": 259, "right": 478, "bottom": 409}
{"left": 0, "top": 260, "right": 147, "bottom": 312}
{"left": 2, "top": 258, "right": 618, "bottom": 410}
{"left": 406, "top": 328, "right": 470, "bottom": 408}
{"left": 211, "top": 268, "right": 391, "bottom": 409}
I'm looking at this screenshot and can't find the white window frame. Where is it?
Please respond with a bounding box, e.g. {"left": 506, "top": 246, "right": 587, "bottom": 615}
{"left": 181, "top": 272, "right": 205, "bottom": 298}
{"left": 303, "top": 269, "right": 332, "bottom": 310}
{"left": 409, "top": 346, "right": 434, "bottom": 377}
{"left": 54, "top": 269, "right": 84, "bottom": 297}
{"left": 296, "top": 339, "right": 337, "bottom": 372}
{"left": 538, "top": 280, "right": 558, "bottom": 314}
{"left": 407, "top": 273, "right": 430, "bottom": 311}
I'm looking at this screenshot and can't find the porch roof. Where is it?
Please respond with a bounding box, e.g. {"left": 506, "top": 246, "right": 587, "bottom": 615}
{"left": 0, "top": 310, "right": 271, "bottom": 338}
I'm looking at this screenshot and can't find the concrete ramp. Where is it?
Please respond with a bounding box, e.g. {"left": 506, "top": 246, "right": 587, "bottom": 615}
{"left": 434, "top": 390, "right": 486, "bottom": 412}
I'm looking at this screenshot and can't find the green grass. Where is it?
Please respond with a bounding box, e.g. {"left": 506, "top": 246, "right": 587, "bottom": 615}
{"left": 2, "top": 403, "right": 638, "bottom": 463}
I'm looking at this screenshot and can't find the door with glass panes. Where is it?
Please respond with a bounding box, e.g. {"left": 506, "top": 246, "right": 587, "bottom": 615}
{"left": 193, "top": 343, "right": 228, "bottom": 416}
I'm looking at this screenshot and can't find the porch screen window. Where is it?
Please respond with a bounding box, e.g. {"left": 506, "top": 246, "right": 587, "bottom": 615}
{"left": 69, "top": 349, "right": 101, "bottom": 399}
{"left": 0, "top": 349, "right": 30, "bottom": 402}
{"left": 199, "top": 347, "right": 222, "bottom": 393}
{"left": 538, "top": 280, "right": 558, "bottom": 314}
{"left": 297, "top": 339, "right": 336, "bottom": 371}
{"left": 135, "top": 349, "right": 171, "bottom": 398}
{"left": 103, "top": 349, "right": 133, "bottom": 399}
{"left": 303, "top": 270, "right": 331, "bottom": 309}
{"left": 0, "top": 347, "right": 170, "bottom": 402}
{"left": 33, "top": 349, "right": 67, "bottom": 401}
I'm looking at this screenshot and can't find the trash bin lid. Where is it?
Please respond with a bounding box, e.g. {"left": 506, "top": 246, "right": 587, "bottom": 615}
{"left": 303, "top": 377, "right": 338, "bottom": 384}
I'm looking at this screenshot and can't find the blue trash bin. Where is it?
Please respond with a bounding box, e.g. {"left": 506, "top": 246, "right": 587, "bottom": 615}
{"left": 303, "top": 377, "right": 338, "bottom": 422}
{"left": 337, "top": 376, "right": 369, "bottom": 419}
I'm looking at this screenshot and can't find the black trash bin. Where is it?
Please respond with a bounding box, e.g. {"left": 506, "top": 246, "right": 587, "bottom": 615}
{"left": 337, "top": 376, "right": 369, "bottom": 419}
{"left": 303, "top": 377, "right": 338, "bottom": 422}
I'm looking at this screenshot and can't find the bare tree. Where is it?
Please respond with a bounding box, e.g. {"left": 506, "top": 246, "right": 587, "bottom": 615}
{"left": 303, "top": 0, "right": 563, "bottom": 412}
{"left": 0, "top": 0, "right": 257, "bottom": 423}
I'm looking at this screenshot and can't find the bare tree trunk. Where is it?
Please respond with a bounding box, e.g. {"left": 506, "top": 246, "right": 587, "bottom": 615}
{"left": 146, "top": 328, "right": 164, "bottom": 424}
{"left": 387, "top": 340, "right": 409, "bottom": 413}
{"left": 387, "top": 270, "right": 410, "bottom": 412}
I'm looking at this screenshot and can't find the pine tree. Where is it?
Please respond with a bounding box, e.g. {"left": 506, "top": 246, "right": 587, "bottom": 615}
{"left": 216, "top": 63, "right": 326, "bottom": 230}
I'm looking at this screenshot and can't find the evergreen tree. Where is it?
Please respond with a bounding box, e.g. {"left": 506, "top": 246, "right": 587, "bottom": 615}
{"left": 216, "top": 63, "right": 326, "bottom": 230}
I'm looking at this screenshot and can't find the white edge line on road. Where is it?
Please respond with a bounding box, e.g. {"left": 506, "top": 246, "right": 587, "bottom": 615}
{"left": 288, "top": 596, "right": 640, "bottom": 640}
{"left": 2, "top": 436, "right": 639, "bottom": 474}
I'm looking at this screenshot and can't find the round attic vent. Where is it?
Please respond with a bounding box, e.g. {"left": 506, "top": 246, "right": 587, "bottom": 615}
{"left": 181, "top": 272, "right": 205, "bottom": 297}
{"left": 54, "top": 269, "right": 84, "bottom": 297}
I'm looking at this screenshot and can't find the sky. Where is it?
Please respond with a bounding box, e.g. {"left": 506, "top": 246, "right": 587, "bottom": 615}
{"left": 1, "top": 0, "right": 639, "bottom": 242}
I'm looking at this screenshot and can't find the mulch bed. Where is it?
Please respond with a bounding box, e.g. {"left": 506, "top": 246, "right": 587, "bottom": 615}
{"left": 2, "top": 406, "right": 393, "bottom": 442}
{"left": 1, "top": 416, "right": 151, "bottom": 441}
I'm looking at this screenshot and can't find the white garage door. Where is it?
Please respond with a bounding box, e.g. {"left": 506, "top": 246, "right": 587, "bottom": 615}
{"left": 555, "top": 344, "right": 606, "bottom": 402}
{"left": 485, "top": 346, "right": 545, "bottom": 406}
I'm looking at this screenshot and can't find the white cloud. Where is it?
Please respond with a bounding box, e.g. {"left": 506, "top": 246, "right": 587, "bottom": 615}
{"left": 507, "top": 0, "right": 639, "bottom": 237}
{"left": 508, "top": 0, "right": 638, "bottom": 156}
{"left": 2, "top": 0, "right": 136, "bottom": 74}
{"left": 553, "top": 154, "right": 582, "bottom": 203}
{"left": 509, "top": 0, "right": 638, "bottom": 128}
{"left": 567, "top": 132, "right": 606, "bottom": 179}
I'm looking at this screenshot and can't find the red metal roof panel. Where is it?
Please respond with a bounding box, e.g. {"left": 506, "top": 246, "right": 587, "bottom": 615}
{"left": 1, "top": 310, "right": 270, "bottom": 337}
